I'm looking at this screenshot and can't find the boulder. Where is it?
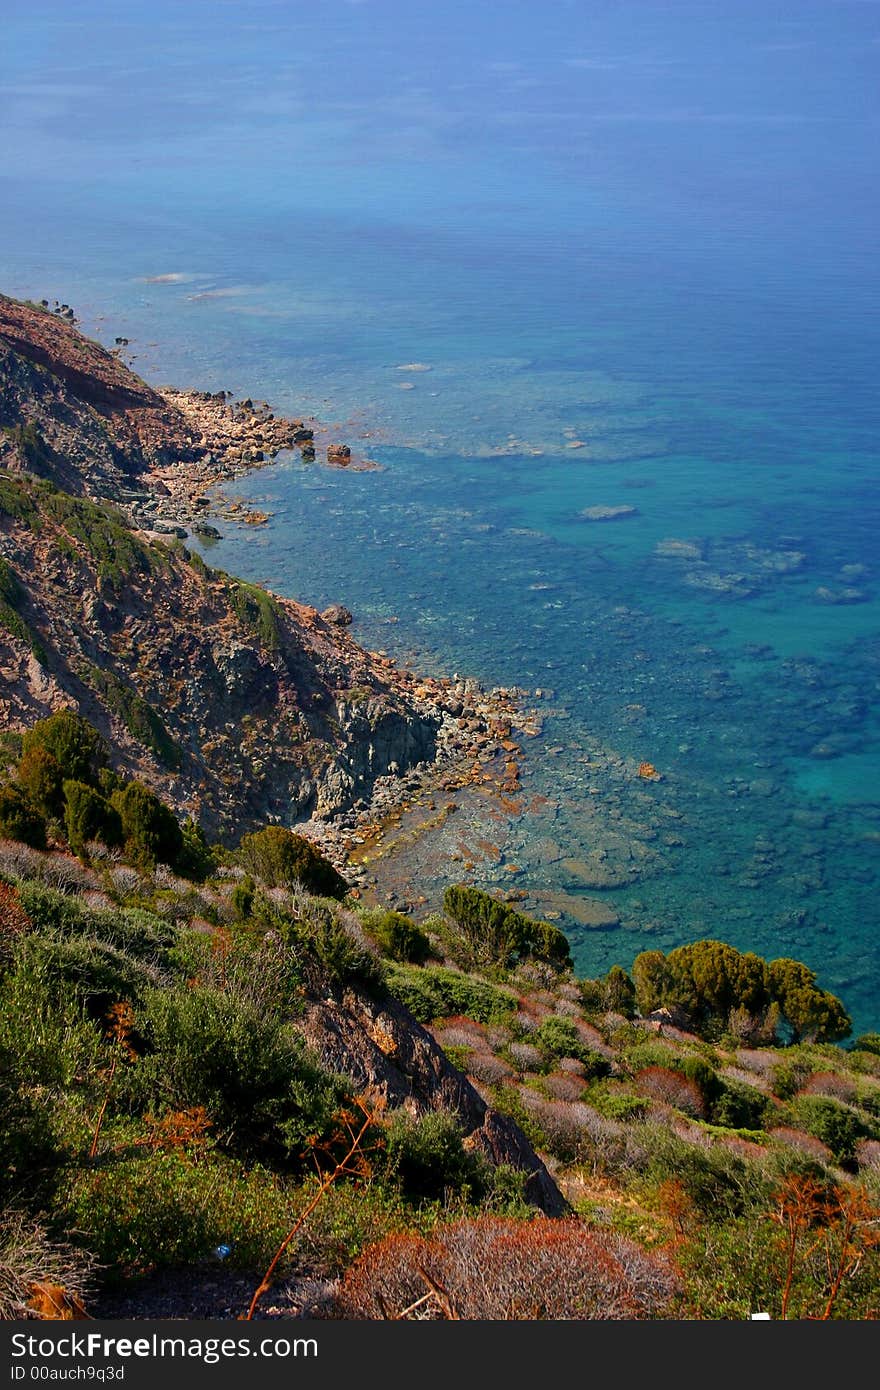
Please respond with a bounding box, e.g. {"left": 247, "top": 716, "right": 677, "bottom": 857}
{"left": 322, "top": 604, "right": 353, "bottom": 626}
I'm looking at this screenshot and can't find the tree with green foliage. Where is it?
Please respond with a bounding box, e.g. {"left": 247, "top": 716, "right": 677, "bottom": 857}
{"left": 631, "top": 940, "right": 850, "bottom": 1045}
{"left": 0, "top": 785, "right": 47, "bottom": 849}
{"left": 604, "top": 964, "right": 636, "bottom": 1017}
{"left": 15, "top": 746, "right": 65, "bottom": 821}
{"left": 768, "top": 958, "right": 852, "bottom": 1044}
{"left": 21, "top": 711, "right": 108, "bottom": 789}
{"left": 631, "top": 949, "right": 670, "bottom": 1016}
{"left": 110, "top": 781, "right": 182, "bottom": 869}
{"left": 236, "top": 825, "right": 347, "bottom": 899}
{"left": 62, "top": 780, "right": 122, "bottom": 858}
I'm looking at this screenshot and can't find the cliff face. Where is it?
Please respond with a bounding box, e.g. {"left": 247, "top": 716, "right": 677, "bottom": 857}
{"left": 0, "top": 295, "right": 493, "bottom": 839}
{"left": 0, "top": 469, "right": 457, "bottom": 838}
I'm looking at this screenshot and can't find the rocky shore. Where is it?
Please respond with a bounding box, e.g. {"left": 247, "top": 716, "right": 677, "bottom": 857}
{"left": 128, "top": 388, "right": 380, "bottom": 535}
{"left": 300, "top": 668, "right": 544, "bottom": 896}
{"left": 0, "top": 291, "right": 544, "bottom": 863}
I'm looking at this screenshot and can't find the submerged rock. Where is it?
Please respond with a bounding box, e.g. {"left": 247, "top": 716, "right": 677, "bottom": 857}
{"left": 579, "top": 505, "right": 638, "bottom": 522}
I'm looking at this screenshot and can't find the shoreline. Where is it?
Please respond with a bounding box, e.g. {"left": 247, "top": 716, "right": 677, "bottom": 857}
{"left": 116, "top": 375, "right": 547, "bottom": 893}
{"left": 135, "top": 388, "right": 381, "bottom": 534}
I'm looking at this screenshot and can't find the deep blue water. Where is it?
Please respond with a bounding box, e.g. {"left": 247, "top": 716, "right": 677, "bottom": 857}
{"left": 2, "top": 1, "right": 879, "bottom": 1033}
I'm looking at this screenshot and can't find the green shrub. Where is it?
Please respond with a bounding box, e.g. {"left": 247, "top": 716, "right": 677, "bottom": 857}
{"left": 582, "top": 1085, "right": 648, "bottom": 1121}
{"left": 0, "top": 957, "right": 104, "bottom": 1203}
{"left": 360, "top": 909, "right": 430, "bottom": 964}
{"left": 174, "top": 819, "right": 215, "bottom": 883}
{"left": 237, "top": 825, "right": 347, "bottom": 899}
{"left": 710, "top": 1079, "right": 771, "bottom": 1131}
{"left": 231, "top": 876, "right": 256, "bottom": 920}
{"left": 21, "top": 932, "right": 162, "bottom": 1016}
{"left": 129, "top": 984, "right": 349, "bottom": 1160}
{"left": 637, "top": 1124, "right": 768, "bottom": 1220}
{"left": 534, "top": 1015, "right": 611, "bottom": 1079}
{"left": 386, "top": 964, "right": 517, "bottom": 1025}
{"left": 852, "top": 1033, "right": 880, "bottom": 1058}
{"left": 442, "top": 885, "right": 571, "bottom": 969}
{"left": 294, "top": 1178, "right": 418, "bottom": 1277}
{"left": 791, "top": 1096, "right": 872, "bottom": 1166}
{"left": 21, "top": 711, "right": 108, "bottom": 789}
{"left": 16, "top": 746, "right": 64, "bottom": 820}
{"left": 16, "top": 884, "right": 175, "bottom": 961}
{"left": 57, "top": 1152, "right": 292, "bottom": 1279}
{"left": 111, "top": 781, "right": 183, "bottom": 869}
{"left": 383, "top": 1109, "right": 488, "bottom": 1201}
{"left": 62, "top": 780, "right": 122, "bottom": 856}
{"left": 677, "top": 1055, "right": 722, "bottom": 1106}
{"left": 283, "top": 901, "right": 384, "bottom": 990}
{"left": 0, "top": 785, "right": 46, "bottom": 848}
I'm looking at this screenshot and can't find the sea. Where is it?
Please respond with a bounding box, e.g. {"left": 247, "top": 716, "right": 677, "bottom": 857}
{"left": 2, "top": 0, "right": 879, "bottom": 1034}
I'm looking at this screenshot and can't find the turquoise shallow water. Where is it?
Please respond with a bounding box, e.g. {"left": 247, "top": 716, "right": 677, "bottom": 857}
{"left": 2, "top": 0, "right": 879, "bottom": 1032}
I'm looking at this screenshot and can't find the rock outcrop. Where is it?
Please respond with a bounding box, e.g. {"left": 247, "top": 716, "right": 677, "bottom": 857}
{"left": 298, "top": 980, "right": 567, "bottom": 1216}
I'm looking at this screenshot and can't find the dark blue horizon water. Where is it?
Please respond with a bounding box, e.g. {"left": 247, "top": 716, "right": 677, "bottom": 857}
{"left": 2, "top": 1, "right": 879, "bottom": 1033}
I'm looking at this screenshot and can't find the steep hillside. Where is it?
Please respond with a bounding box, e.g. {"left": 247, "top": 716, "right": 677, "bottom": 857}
{"left": 0, "top": 296, "right": 522, "bottom": 841}
{"left": 0, "top": 294, "right": 195, "bottom": 496}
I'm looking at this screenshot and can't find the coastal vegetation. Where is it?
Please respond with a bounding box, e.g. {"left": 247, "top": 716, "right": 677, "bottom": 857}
{"left": 1, "top": 292, "right": 878, "bottom": 1321}
{"left": 0, "top": 710, "right": 878, "bottom": 1319}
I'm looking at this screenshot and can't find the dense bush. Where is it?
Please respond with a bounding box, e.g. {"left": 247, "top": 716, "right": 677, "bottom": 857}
{"left": 791, "top": 1095, "right": 873, "bottom": 1167}
{"left": 386, "top": 963, "right": 517, "bottom": 1025}
{"left": 21, "top": 711, "right": 108, "bottom": 789}
{"left": 711, "top": 1078, "right": 772, "bottom": 1131}
{"left": 129, "top": 984, "right": 349, "bottom": 1160}
{"left": 56, "top": 1152, "right": 292, "bottom": 1279}
{"left": 383, "top": 1109, "right": 488, "bottom": 1201}
{"left": 62, "top": 780, "right": 122, "bottom": 857}
{"left": 360, "top": 909, "right": 431, "bottom": 964}
{"left": 21, "top": 932, "right": 164, "bottom": 1016}
{"left": 282, "top": 901, "right": 385, "bottom": 990}
{"left": 15, "top": 884, "right": 174, "bottom": 960}
{"left": 237, "top": 825, "right": 347, "bottom": 899}
{"left": 111, "top": 781, "right": 183, "bottom": 869}
{"left": 532, "top": 1017, "right": 610, "bottom": 1080}
{"left": 636, "top": 1123, "right": 768, "bottom": 1220}
{"left": 0, "top": 786, "right": 46, "bottom": 849}
{"left": 442, "top": 885, "right": 571, "bottom": 969}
